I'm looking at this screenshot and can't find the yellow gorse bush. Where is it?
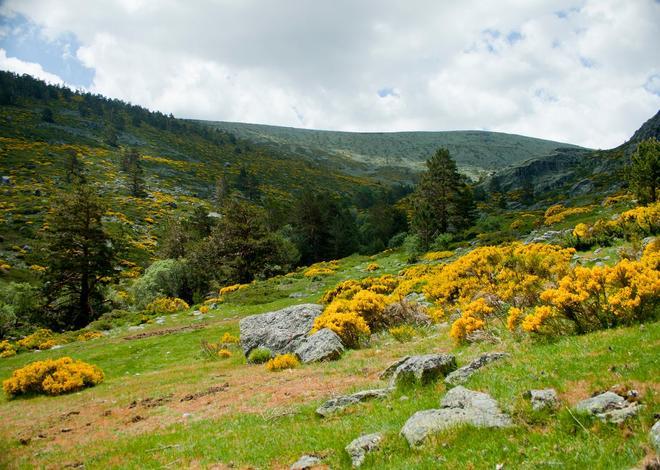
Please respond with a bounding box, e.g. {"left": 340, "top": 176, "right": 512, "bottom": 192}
{"left": 544, "top": 204, "right": 592, "bottom": 225}
{"left": 366, "top": 263, "right": 380, "bottom": 272}
{"left": 321, "top": 274, "right": 398, "bottom": 304}
{"left": 3, "top": 357, "right": 104, "bottom": 398}
{"left": 311, "top": 310, "right": 370, "bottom": 348}
{"left": 145, "top": 297, "right": 189, "bottom": 314}
{"left": 265, "top": 353, "right": 300, "bottom": 371}
{"left": 219, "top": 283, "right": 249, "bottom": 296}
{"left": 77, "top": 331, "right": 103, "bottom": 342}
{"left": 17, "top": 328, "right": 57, "bottom": 350}
{"left": 422, "top": 251, "right": 454, "bottom": 261}
{"left": 0, "top": 340, "right": 17, "bottom": 358}
{"left": 303, "top": 260, "right": 339, "bottom": 277}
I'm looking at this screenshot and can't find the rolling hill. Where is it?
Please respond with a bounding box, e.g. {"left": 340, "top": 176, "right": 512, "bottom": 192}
{"left": 199, "top": 120, "right": 584, "bottom": 181}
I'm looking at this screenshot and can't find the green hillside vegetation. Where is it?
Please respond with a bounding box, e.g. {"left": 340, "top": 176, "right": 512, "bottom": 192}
{"left": 201, "top": 120, "right": 583, "bottom": 181}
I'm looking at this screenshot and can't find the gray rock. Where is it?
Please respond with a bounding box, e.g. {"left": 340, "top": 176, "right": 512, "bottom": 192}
{"left": 380, "top": 354, "right": 456, "bottom": 387}
{"left": 316, "top": 388, "right": 393, "bottom": 417}
{"left": 525, "top": 389, "right": 559, "bottom": 411}
{"left": 345, "top": 433, "right": 382, "bottom": 467}
{"left": 239, "top": 304, "right": 323, "bottom": 356}
{"left": 295, "top": 328, "right": 345, "bottom": 363}
{"left": 575, "top": 391, "right": 641, "bottom": 423}
{"left": 401, "top": 386, "right": 512, "bottom": 446}
{"left": 290, "top": 455, "right": 322, "bottom": 469}
{"left": 444, "top": 352, "right": 509, "bottom": 385}
{"left": 651, "top": 420, "right": 660, "bottom": 454}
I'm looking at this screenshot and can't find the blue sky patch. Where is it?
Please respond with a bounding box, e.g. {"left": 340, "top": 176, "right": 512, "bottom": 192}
{"left": 0, "top": 13, "right": 93, "bottom": 87}
{"left": 377, "top": 87, "right": 399, "bottom": 98}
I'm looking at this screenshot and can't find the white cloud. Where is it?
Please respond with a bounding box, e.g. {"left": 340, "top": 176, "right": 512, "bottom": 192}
{"left": 1, "top": 0, "right": 659, "bottom": 148}
{"left": 0, "top": 48, "right": 65, "bottom": 85}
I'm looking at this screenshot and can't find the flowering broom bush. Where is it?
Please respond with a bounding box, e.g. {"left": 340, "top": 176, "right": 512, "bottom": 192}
{"left": 3, "top": 357, "right": 104, "bottom": 398}
{"left": 145, "top": 297, "right": 189, "bottom": 314}
{"left": 265, "top": 353, "right": 300, "bottom": 371}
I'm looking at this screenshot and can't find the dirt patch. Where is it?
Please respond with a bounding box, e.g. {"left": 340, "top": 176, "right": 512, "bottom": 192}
{"left": 130, "top": 395, "right": 173, "bottom": 409}
{"left": 180, "top": 383, "right": 229, "bottom": 402}
{"left": 124, "top": 324, "right": 204, "bottom": 340}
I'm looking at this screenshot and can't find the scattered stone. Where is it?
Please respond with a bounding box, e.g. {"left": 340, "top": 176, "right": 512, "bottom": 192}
{"left": 575, "top": 391, "right": 641, "bottom": 423}
{"left": 345, "top": 433, "right": 382, "bottom": 467}
{"left": 294, "top": 328, "right": 345, "bottom": 363}
{"left": 401, "top": 386, "right": 513, "bottom": 446}
{"left": 651, "top": 420, "right": 660, "bottom": 454}
{"left": 290, "top": 455, "right": 322, "bottom": 469}
{"left": 60, "top": 428, "right": 72, "bottom": 433}
{"left": 525, "top": 389, "right": 559, "bottom": 411}
{"left": 316, "top": 388, "right": 393, "bottom": 417}
{"left": 289, "top": 292, "right": 307, "bottom": 299}
{"left": 444, "top": 352, "right": 509, "bottom": 385}
{"left": 182, "top": 413, "right": 192, "bottom": 419}
{"left": 239, "top": 304, "right": 324, "bottom": 356}
{"left": 380, "top": 354, "right": 456, "bottom": 387}
{"left": 180, "top": 383, "right": 229, "bottom": 402}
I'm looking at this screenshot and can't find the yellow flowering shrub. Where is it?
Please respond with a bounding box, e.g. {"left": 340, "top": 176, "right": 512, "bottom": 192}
{"left": 220, "top": 332, "right": 240, "bottom": 345}
{"left": 573, "top": 223, "right": 589, "bottom": 239}
{"left": 29, "top": 264, "right": 47, "bottom": 273}
{"left": 199, "top": 305, "right": 209, "bottom": 314}
{"left": 616, "top": 203, "right": 659, "bottom": 235}
{"left": 521, "top": 305, "right": 557, "bottom": 333}
{"left": 77, "top": 331, "right": 103, "bottom": 342}
{"left": 389, "top": 325, "right": 415, "bottom": 342}
{"left": 217, "top": 349, "right": 232, "bottom": 359}
{"left": 219, "top": 284, "right": 248, "bottom": 296}
{"left": 422, "top": 251, "right": 454, "bottom": 261}
{"left": 17, "top": 328, "right": 57, "bottom": 350}
{"left": 544, "top": 205, "right": 592, "bottom": 225}
{"left": 145, "top": 297, "right": 189, "bottom": 314}
{"left": 3, "top": 357, "right": 104, "bottom": 398}
{"left": 366, "top": 263, "right": 380, "bottom": 272}
{"left": 0, "top": 340, "right": 17, "bottom": 358}
{"left": 265, "top": 353, "right": 300, "bottom": 371}
{"left": 303, "top": 260, "right": 339, "bottom": 277}
{"left": 311, "top": 310, "right": 370, "bottom": 348}
{"left": 321, "top": 275, "right": 398, "bottom": 303}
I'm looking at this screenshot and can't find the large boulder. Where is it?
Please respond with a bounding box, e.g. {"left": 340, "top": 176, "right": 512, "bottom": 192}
{"left": 575, "top": 391, "right": 641, "bottom": 424}
{"left": 444, "top": 352, "right": 509, "bottom": 385}
{"left": 380, "top": 354, "right": 456, "bottom": 387}
{"left": 345, "top": 433, "right": 382, "bottom": 468}
{"left": 316, "top": 388, "right": 393, "bottom": 417}
{"left": 239, "top": 304, "right": 323, "bottom": 356}
{"left": 401, "top": 386, "right": 513, "bottom": 446}
{"left": 294, "top": 328, "right": 344, "bottom": 363}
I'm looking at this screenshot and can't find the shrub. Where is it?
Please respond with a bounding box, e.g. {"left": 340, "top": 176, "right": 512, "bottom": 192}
{"left": 422, "top": 251, "right": 454, "bottom": 261}
{"left": 366, "top": 263, "right": 379, "bottom": 272}
{"left": 77, "top": 331, "right": 103, "bottom": 342}
{"left": 219, "top": 283, "right": 249, "bottom": 296}
{"left": 247, "top": 347, "right": 272, "bottom": 364}
{"left": 311, "top": 310, "right": 370, "bottom": 348}
{"left": 220, "top": 332, "right": 240, "bottom": 345}
{"left": 199, "top": 305, "right": 209, "bottom": 314}
{"left": 389, "top": 325, "right": 415, "bottom": 342}
{"left": 3, "top": 357, "right": 104, "bottom": 398}
{"left": 0, "top": 340, "right": 16, "bottom": 358}
{"left": 265, "top": 353, "right": 300, "bottom": 371}
{"left": 544, "top": 204, "right": 592, "bottom": 225}
{"left": 217, "top": 348, "right": 232, "bottom": 358}
{"left": 131, "top": 259, "right": 188, "bottom": 309}
{"left": 17, "top": 328, "right": 57, "bottom": 350}
{"left": 321, "top": 275, "right": 398, "bottom": 304}
{"left": 144, "top": 297, "right": 189, "bottom": 315}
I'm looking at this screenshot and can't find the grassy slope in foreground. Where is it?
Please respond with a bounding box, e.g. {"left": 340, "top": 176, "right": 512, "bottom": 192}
{"left": 0, "top": 249, "right": 657, "bottom": 469}
{"left": 201, "top": 120, "right": 584, "bottom": 178}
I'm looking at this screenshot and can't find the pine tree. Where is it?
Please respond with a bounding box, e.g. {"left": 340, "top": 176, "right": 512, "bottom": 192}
{"left": 42, "top": 183, "right": 117, "bottom": 329}
{"left": 65, "top": 149, "right": 86, "bottom": 184}
{"left": 410, "top": 148, "right": 475, "bottom": 249}
{"left": 628, "top": 137, "right": 659, "bottom": 203}
{"left": 213, "top": 173, "right": 228, "bottom": 206}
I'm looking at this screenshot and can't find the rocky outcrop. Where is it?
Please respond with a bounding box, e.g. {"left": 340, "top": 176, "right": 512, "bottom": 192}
{"left": 444, "top": 352, "right": 509, "bottom": 385}
{"left": 651, "top": 420, "right": 660, "bottom": 454}
{"left": 525, "top": 389, "right": 559, "bottom": 411}
{"left": 239, "top": 304, "right": 323, "bottom": 356}
{"left": 316, "top": 388, "right": 393, "bottom": 417}
{"left": 345, "top": 433, "right": 382, "bottom": 467}
{"left": 380, "top": 354, "right": 456, "bottom": 387}
{"left": 575, "top": 391, "right": 641, "bottom": 424}
{"left": 294, "top": 328, "right": 344, "bottom": 363}
{"left": 401, "top": 386, "right": 513, "bottom": 446}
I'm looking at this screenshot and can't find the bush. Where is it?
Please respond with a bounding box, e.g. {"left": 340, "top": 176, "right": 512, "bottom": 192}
{"left": 131, "top": 259, "right": 188, "bottom": 309}
{"left": 0, "top": 282, "right": 41, "bottom": 327}
{"left": 265, "top": 353, "right": 300, "bottom": 371}
{"left": 3, "top": 357, "right": 104, "bottom": 398}
{"left": 389, "top": 325, "right": 415, "bottom": 342}
{"left": 366, "top": 263, "right": 379, "bottom": 272}
{"left": 0, "top": 340, "right": 16, "bottom": 358}
{"left": 77, "top": 331, "right": 103, "bottom": 342}
{"left": 311, "top": 310, "right": 370, "bottom": 348}
{"left": 220, "top": 332, "right": 240, "bottom": 345}
{"left": 247, "top": 347, "right": 272, "bottom": 364}
{"left": 144, "top": 297, "right": 189, "bottom": 315}
{"left": 0, "top": 304, "right": 16, "bottom": 339}
{"left": 17, "top": 328, "right": 58, "bottom": 350}
{"left": 217, "top": 348, "right": 232, "bottom": 358}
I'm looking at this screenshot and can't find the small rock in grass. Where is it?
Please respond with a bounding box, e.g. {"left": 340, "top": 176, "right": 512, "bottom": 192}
{"left": 525, "top": 389, "right": 559, "bottom": 411}
{"left": 575, "top": 391, "right": 641, "bottom": 424}
{"left": 345, "top": 433, "right": 382, "bottom": 468}
{"left": 444, "top": 352, "right": 509, "bottom": 385}
{"left": 316, "top": 388, "right": 393, "bottom": 417}
{"left": 651, "top": 420, "right": 660, "bottom": 454}
{"left": 290, "top": 455, "right": 322, "bottom": 469}
{"left": 294, "top": 328, "right": 344, "bottom": 363}
{"left": 380, "top": 354, "right": 456, "bottom": 387}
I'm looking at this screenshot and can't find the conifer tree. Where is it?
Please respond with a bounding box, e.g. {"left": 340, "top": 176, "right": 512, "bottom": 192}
{"left": 42, "top": 183, "right": 117, "bottom": 329}
{"left": 628, "top": 137, "right": 659, "bottom": 203}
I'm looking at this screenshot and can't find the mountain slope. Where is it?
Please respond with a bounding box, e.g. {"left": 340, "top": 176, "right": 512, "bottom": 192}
{"left": 199, "top": 120, "right": 584, "bottom": 181}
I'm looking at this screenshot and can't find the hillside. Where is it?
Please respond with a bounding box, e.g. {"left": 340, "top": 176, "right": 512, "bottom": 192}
{"left": 200, "top": 120, "right": 584, "bottom": 181}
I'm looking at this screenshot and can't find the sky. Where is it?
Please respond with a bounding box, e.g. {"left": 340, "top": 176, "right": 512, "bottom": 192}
{"left": 0, "top": 0, "right": 658, "bottom": 149}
